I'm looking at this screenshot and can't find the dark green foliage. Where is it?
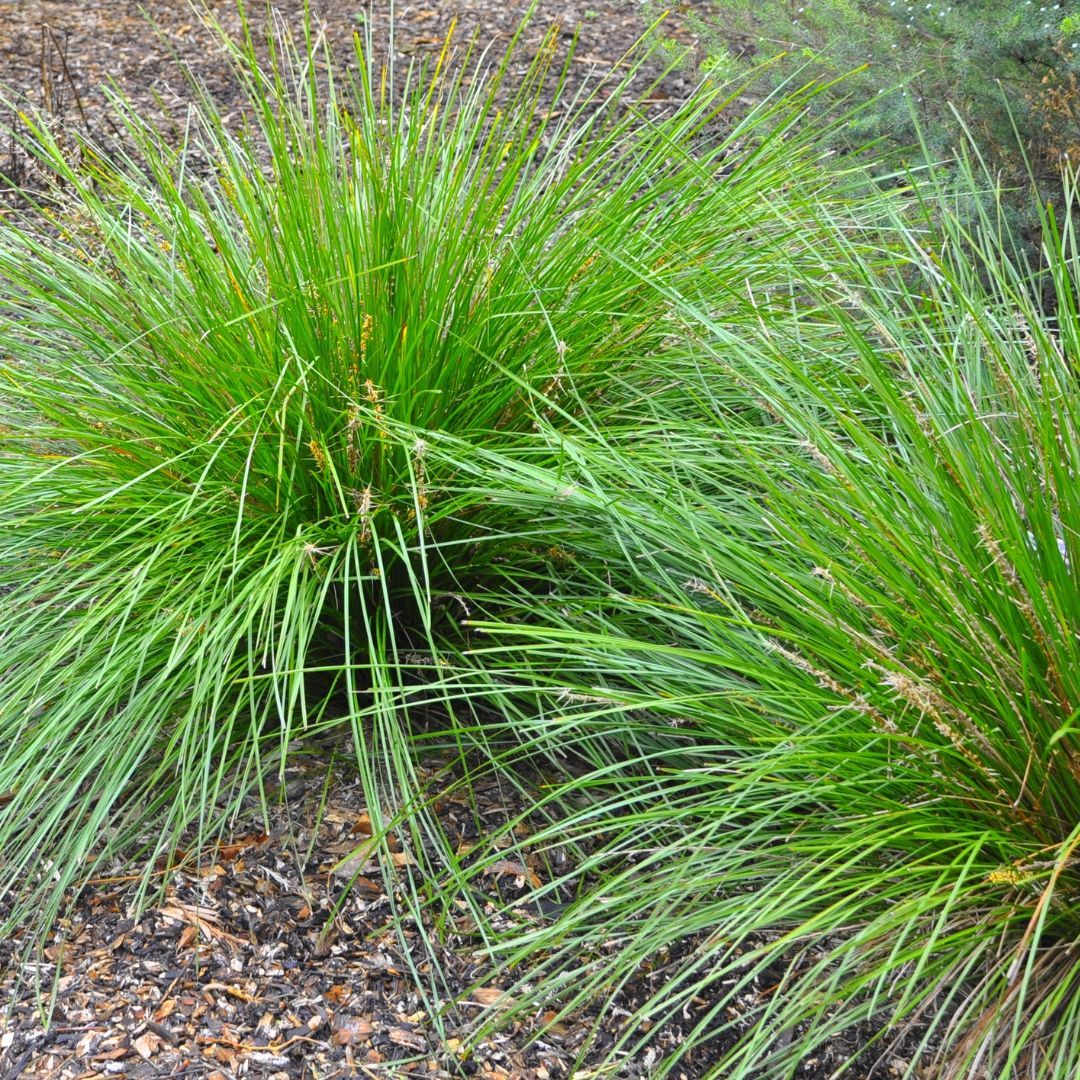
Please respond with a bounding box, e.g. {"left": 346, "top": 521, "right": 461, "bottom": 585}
{"left": 679, "top": 1, "right": 1080, "bottom": 237}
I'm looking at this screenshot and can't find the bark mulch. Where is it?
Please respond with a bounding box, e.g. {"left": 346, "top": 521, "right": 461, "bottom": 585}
{"left": 0, "top": 756, "right": 757, "bottom": 1080}
{"left": 0, "top": 0, "right": 704, "bottom": 177}
{"left": 0, "top": 753, "right": 929, "bottom": 1080}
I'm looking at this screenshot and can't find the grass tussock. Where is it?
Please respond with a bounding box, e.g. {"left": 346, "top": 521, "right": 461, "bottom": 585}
{"left": 438, "top": 168, "right": 1080, "bottom": 1075}
{"left": 0, "top": 8, "right": 865, "bottom": 941}
{"left": 5, "top": 4, "right": 1080, "bottom": 1077}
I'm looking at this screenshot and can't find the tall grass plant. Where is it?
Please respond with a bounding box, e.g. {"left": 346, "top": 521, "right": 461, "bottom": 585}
{"left": 436, "top": 164, "right": 1080, "bottom": 1076}
{"left": 0, "top": 4, "right": 869, "bottom": 948}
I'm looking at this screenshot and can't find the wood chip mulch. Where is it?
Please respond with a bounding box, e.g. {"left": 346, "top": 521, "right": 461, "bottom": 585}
{"left": 0, "top": 758, "right": 733, "bottom": 1079}
{"left": 0, "top": 0, "right": 705, "bottom": 186}
{"left": 0, "top": 753, "right": 933, "bottom": 1080}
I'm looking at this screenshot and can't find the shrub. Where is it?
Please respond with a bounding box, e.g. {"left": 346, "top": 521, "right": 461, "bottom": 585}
{"left": 672, "top": 0, "right": 1080, "bottom": 237}
{"left": 440, "top": 166, "right": 1080, "bottom": 1076}
{"left": 0, "top": 6, "right": 866, "bottom": 936}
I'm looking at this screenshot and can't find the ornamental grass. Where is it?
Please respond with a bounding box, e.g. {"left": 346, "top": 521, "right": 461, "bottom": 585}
{"left": 0, "top": 7, "right": 861, "bottom": 945}
{"left": 438, "top": 167, "right": 1080, "bottom": 1076}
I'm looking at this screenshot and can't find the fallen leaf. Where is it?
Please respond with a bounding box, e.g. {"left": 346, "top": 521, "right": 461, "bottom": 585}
{"left": 332, "top": 1016, "right": 374, "bottom": 1045}
{"left": 330, "top": 838, "right": 378, "bottom": 878}
{"left": 471, "top": 986, "right": 514, "bottom": 1008}
{"left": 484, "top": 859, "right": 542, "bottom": 888}
{"left": 352, "top": 875, "right": 383, "bottom": 897}
{"left": 217, "top": 833, "right": 269, "bottom": 860}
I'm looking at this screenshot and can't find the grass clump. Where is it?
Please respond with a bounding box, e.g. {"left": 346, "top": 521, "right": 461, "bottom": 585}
{"left": 11, "top": 3, "right": 1076, "bottom": 1074}
{"left": 439, "top": 171, "right": 1080, "bottom": 1075}
{"left": 0, "top": 7, "right": 862, "bottom": 938}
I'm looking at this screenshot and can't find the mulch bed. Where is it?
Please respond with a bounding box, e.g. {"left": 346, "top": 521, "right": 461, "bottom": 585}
{"left": 0, "top": 761, "right": 664, "bottom": 1080}
{"left": 0, "top": 0, "right": 704, "bottom": 182}
{"left": 0, "top": 752, "right": 751, "bottom": 1080}
{"left": 0, "top": 752, "right": 929, "bottom": 1080}
{"left": 0, "top": 3, "right": 934, "bottom": 1077}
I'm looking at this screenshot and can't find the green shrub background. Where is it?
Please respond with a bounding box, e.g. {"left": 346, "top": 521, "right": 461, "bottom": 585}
{"left": 675, "top": 0, "right": 1080, "bottom": 239}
